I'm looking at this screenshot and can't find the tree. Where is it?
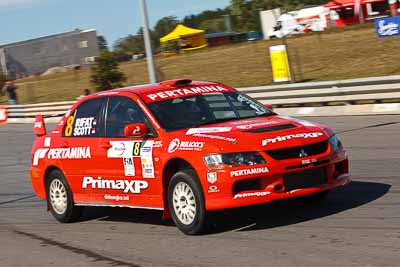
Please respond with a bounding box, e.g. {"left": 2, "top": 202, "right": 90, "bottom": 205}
{"left": 113, "top": 28, "right": 148, "bottom": 55}
{"left": 90, "top": 51, "right": 126, "bottom": 92}
{"left": 97, "top": 35, "right": 109, "bottom": 51}
{"left": 182, "top": 8, "right": 228, "bottom": 31}
{"left": 153, "top": 16, "right": 179, "bottom": 40}
{"left": 199, "top": 18, "right": 226, "bottom": 33}
{"left": 228, "top": 0, "right": 304, "bottom": 32}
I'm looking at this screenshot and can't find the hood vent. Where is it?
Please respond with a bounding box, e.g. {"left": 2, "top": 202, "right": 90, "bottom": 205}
{"left": 243, "top": 124, "right": 297, "bottom": 133}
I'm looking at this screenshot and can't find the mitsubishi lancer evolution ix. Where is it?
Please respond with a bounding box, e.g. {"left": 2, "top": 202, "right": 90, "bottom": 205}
{"left": 30, "top": 79, "right": 350, "bottom": 235}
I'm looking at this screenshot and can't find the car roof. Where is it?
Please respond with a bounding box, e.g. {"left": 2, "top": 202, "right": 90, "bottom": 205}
{"left": 90, "top": 79, "right": 222, "bottom": 99}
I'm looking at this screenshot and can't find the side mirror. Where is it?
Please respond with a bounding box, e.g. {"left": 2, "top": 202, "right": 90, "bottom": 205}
{"left": 124, "top": 123, "right": 149, "bottom": 138}
{"left": 34, "top": 115, "right": 47, "bottom": 137}
{"left": 264, "top": 103, "right": 273, "bottom": 111}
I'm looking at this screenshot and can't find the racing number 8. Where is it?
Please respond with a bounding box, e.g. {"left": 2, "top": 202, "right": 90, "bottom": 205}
{"left": 64, "top": 116, "right": 74, "bottom": 137}
{"left": 133, "top": 142, "right": 141, "bottom": 156}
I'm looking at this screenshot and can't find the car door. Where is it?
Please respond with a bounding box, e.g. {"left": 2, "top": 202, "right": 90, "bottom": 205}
{"left": 96, "top": 95, "right": 163, "bottom": 208}
{"left": 57, "top": 97, "right": 107, "bottom": 202}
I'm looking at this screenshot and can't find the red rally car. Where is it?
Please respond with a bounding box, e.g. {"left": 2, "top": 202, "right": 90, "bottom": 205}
{"left": 30, "top": 79, "right": 350, "bottom": 235}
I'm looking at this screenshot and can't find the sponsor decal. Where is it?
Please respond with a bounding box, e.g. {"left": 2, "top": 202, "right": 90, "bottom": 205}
{"left": 192, "top": 133, "right": 236, "bottom": 143}
{"left": 64, "top": 116, "right": 97, "bottom": 137}
{"left": 234, "top": 191, "right": 270, "bottom": 199}
{"left": 64, "top": 110, "right": 71, "bottom": 118}
{"left": 73, "top": 117, "right": 97, "bottom": 136}
{"left": 47, "top": 147, "right": 91, "bottom": 159}
{"left": 236, "top": 121, "right": 276, "bottom": 130}
{"left": 140, "top": 141, "right": 155, "bottom": 178}
{"left": 108, "top": 141, "right": 155, "bottom": 178}
{"left": 108, "top": 141, "right": 136, "bottom": 158}
{"left": 33, "top": 147, "right": 91, "bottom": 166}
{"left": 236, "top": 94, "right": 266, "bottom": 114}
{"left": 186, "top": 127, "right": 232, "bottom": 135}
{"left": 230, "top": 167, "right": 269, "bottom": 177}
{"left": 208, "top": 185, "right": 220, "bottom": 193}
{"left": 262, "top": 132, "right": 324, "bottom": 146}
{"left": 375, "top": 17, "right": 400, "bottom": 37}
{"left": 34, "top": 121, "right": 42, "bottom": 129}
{"left": 33, "top": 148, "right": 49, "bottom": 166}
{"left": 167, "top": 138, "right": 204, "bottom": 153}
{"left": 104, "top": 194, "right": 129, "bottom": 201}
{"left": 153, "top": 141, "right": 163, "bottom": 148}
{"left": 207, "top": 172, "right": 217, "bottom": 184}
{"left": 301, "top": 158, "right": 317, "bottom": 165}
{"left": 114, "top": 142, "right": 126, "bottom": 157}
{"left": 145, "top": 85, "right": 230, "bottom": 102}
{"left": 123, "top": 157, "right": 135, "bottom": 177}
{"left": 167, "top": 139, "right": 180, "bottom": 153}
{"left": 82, "top": 176, "right": 148, "bottom": 194}
{"left": 44, "top": 137, "right": 51, "bottom": 147}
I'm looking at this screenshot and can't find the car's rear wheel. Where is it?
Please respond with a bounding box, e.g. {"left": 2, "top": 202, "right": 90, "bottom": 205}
{"left": 46, "top": 170, "right": 83, "bottom": 223}
{"left": 168, "top": 170, "right": 206, "bottom": 235}
{"left": 296, "top": 190, "right": 330, "bottom": 204}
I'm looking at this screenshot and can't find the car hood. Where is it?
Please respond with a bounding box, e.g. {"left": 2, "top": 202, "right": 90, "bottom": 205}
{"left": 173, "top": 115, "right": 333, "bottom": 152}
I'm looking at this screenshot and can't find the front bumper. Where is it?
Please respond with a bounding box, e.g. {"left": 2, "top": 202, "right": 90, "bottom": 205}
{"left": 203, "top": 149, "right": 350, "bottom": 211}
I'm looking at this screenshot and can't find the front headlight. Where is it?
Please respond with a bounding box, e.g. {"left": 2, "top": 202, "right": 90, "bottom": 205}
{"left": 204, "top": 152, "right": 266, "bottom": 170}
{"left": 329, "top": 134, "right": 343, "bottom": 152}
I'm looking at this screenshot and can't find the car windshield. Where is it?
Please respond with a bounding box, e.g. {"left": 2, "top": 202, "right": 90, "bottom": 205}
{"left": 147, "top": 92, "right": 274, "bottom": 132}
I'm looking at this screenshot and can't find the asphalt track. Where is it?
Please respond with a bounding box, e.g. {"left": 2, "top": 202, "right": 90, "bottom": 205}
{"left": 0, "top": 115, "right": 399, "bottom": 267}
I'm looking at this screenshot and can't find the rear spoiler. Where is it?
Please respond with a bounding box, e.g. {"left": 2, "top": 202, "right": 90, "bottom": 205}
{"left": 33, "top": 113, "right": 65, "bottom": 137}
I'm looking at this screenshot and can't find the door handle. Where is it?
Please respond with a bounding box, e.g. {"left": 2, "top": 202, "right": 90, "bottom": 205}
{"left": 100, "top": 142, "right": 112, "bottom": 149}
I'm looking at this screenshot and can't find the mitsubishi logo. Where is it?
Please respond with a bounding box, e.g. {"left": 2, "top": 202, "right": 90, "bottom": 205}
{"left": 299, "top": 148, "right": 308, "bottom": 158}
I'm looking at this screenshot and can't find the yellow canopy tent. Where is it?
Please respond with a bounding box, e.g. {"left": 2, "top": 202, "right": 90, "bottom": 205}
{"left": 160, "top": 24, "right": 207, "bottom": 55}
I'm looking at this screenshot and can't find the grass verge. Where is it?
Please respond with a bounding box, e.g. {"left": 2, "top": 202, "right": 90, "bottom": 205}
{"left": 2, "top": 24, "right": 400, "bottom": 104}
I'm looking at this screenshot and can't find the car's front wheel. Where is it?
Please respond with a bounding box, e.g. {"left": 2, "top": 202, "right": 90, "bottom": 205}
{"left": 46, "top": 170, "right": 83, "bottom": 223}
{"left": 168, "top": 170, "right": 206, "bottom": 235}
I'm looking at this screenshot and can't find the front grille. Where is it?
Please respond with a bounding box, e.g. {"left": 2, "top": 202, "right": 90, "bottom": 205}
{"left": 265, "top": 140, "right": 328, "bottom": 160}
{"left": 233, "top": 178, "right": 262, "bottom": 195}
{"left": 244, "top": 124, "right": 297, "bottom": 133}
{"left": 283, "top": 167, "right": 327, "bottom": 191}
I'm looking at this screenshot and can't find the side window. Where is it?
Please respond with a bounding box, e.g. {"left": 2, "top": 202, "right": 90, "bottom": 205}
{"left": 105, "top": 96, "right": 149, "bottom": 138}
{"left": 63, "top": 98, "right": 105, "bottom": 137}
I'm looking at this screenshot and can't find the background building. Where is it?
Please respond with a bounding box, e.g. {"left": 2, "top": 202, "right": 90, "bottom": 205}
{"left": 0, "top": 29, "right": 99, "bottom": 79}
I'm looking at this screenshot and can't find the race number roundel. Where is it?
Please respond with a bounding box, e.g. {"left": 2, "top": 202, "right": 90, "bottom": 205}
{"left": 0, "top": 106, "right": 7, "bottom": 124}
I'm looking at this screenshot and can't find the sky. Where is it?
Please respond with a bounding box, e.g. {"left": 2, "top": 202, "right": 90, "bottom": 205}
{"left": 0, "top": 0, "right": 230, "bottom": 48}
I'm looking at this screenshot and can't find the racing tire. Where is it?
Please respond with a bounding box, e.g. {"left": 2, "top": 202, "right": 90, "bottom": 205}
{"left": 45, "top": 170, "right": 83, "bottom": 223}
{"left": 296, "top": 190, "right": 330, "bottom": 204}
{"left": 168, "top": 170, "right": 206, "bottom": 235}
